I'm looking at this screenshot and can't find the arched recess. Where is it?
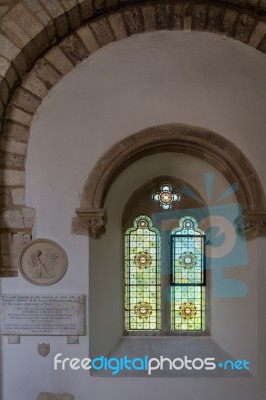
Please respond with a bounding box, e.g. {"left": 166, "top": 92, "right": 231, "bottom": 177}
{"left": 74, "top": 123, "right": 266, "bottom": 240}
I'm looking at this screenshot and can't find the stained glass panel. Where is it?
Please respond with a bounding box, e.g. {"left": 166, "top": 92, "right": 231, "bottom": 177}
{"left": 152, "top": 184, "right": 180, "bottom": 209}
{"left": 171, "top": 235, "right": 205, "bottom": 285}
{"left": 170, "top": 216, "right": 206, "bottom": 332}
{"left": 125, "top": 216, "right": 161, "bottom": 331}
{"left": 171, "top": 286, "right": 206, "bottom": 331}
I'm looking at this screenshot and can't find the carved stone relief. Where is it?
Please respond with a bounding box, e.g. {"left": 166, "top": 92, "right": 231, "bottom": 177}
{"left": 235, "top": 211, "right": 266, "bottom": 241}
{"left": 19, "top": 239, "right": 67, "bottom": 285}
{"left": 73, "top": 208, "right": 106, "bottom": 239}
{"left": 37, "top": 343, "right": 50, "bottom": 357}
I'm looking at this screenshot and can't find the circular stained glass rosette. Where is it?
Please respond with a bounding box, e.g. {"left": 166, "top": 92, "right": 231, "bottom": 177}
{"left": 134, "top": 301, "right": 153, "bottom": 320}
{"left": 178, "top": 251, "right": 197, "bottom": 270}
{"left": 159, "top": 190, "right": 173, "bottom": 205}
{"left": 185, "top": 220, "right": 192, "bottom": 228}
{"left": 178, "top": 302, "right": 197, "bottom": 320}
{"left": 139, "top": 219, "right": 148, "bottom": 229}
{"left": 152, "top": 184, "right": 180, "bottom": 210}
{"left": 134, "top": 251, "right": 152, "bottom": 270}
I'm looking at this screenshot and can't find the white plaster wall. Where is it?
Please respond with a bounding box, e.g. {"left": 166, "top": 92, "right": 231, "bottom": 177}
{"left": 1, "top": 31, "right": 266, "bottom": 400}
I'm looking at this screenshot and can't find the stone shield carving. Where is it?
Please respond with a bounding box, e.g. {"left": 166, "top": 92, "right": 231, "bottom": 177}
{"left": 19, "top": 239, "right": 67, "bottom": 286}
{"left": 38, "top": 343, "right": 50, "bottom": 357}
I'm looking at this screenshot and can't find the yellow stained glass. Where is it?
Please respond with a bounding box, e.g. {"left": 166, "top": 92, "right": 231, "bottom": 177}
{"left": 125, "top": 216, "right": 161, "bottom": 331}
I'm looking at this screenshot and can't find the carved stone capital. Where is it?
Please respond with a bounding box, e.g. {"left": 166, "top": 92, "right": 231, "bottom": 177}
{"left": 73, "top": 209, "right": 106, "bottom": 239}
{"left": 235, "top": 211, "right": 266, "bottom": 240}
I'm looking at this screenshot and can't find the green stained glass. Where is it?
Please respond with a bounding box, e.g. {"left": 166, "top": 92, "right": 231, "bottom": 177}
{"left": 171, "top": 286, "right": 206, "bottom": 331}
{"left": 170, "top": 217, "right": 206, "bottom": 332}
{"left": 125, "top": 213, "right": 206, "bottom": 334}
{"left": 125, "top": 215, "right": 161, "bottom": 331}
{"left": 171, "top": 235, "right": 204, "bottom": 285}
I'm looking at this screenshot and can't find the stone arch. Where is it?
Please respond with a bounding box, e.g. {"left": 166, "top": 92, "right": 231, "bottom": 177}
{"left": 2, "top": 2, "right": 266, "bottom": 210}
{"left": 1, "top": 1, "right": 266, "bottom": 109}
{"left": 2, "top": 2, "right": 266, "bottom": 211}
{"left": 74, "top": 124, "right": 266, "bottom": 240}
{"left": 1, "top": 1, "right": 266, "bottom": 275}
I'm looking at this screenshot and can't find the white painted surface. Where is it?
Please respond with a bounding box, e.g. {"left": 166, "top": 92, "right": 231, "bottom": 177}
{"left": 1, "top": 31, "right": 266, "bottom": 399}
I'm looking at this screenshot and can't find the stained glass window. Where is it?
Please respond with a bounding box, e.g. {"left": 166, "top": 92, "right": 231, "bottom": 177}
{"left": 170, "top": 217, "right": 206, "bottom": 331}
{"left": 152, "top": 184, "right": 180, "bottom": 209}
{"left": 125, "top": 216, "right": 161, "bottom": 331}
{"left": 124, "top": 208, "right": 207, "bottom": 334}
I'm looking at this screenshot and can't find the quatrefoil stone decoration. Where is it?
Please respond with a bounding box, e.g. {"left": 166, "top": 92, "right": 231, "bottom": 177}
{"left": 152, "top": 184, "right": 180, "bottom": 209}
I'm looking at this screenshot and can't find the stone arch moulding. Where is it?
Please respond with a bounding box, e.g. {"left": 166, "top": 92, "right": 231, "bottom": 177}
{"left": 73, "top": 123, "right": 266, "bottom": 241}
{"left": 2, "top": 0, "right": 266, "bottom": 277}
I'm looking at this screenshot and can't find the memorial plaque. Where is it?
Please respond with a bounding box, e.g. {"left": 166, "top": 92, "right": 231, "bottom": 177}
{"left": 19, "top": 239, "right": 67, "bottom": 286}
{"left": 0, "top": 295, "right": 85, "bottom": 336}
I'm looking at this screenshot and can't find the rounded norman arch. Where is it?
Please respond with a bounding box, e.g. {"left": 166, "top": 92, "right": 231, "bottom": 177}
{"left": 2, "top": 0, "right": 266, "bottom": 215}
{"left": 1, "top": 1, "right": 266, "bottom": 276}
{"left": 74, "top": 123, "right": 266, "bottom": 241}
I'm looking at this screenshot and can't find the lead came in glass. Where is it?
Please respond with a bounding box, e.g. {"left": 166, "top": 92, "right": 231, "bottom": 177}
{"left": 170, "top": 217, "right": 206, "bottom": 331}
{"left": 125, "top": 216, "right": 161, "bottom": 331}
{"left": 152, "top": 184, "right": 180, "bottom": 209}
